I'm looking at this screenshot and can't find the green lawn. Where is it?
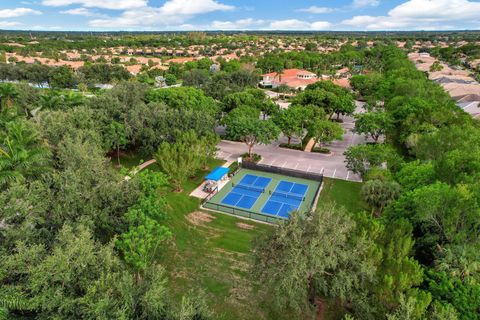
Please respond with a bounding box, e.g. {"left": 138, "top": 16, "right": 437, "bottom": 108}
{"left": 155, "top": 159, "right": 280, "bottom": 320}
{"left": 116, "top": 155, "right": 365, "bottom": 319}
{"left": 318, "top": 178, "right": 367, "bottom": 213}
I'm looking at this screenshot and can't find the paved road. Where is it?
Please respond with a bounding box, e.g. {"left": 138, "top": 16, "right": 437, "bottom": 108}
{"left": 216, "top": 102, "right": 367, "bottom": 182}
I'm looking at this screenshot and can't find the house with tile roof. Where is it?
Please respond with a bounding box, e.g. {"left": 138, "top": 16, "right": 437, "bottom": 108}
{"left": 260, "top": 68, "right": 320, "bottom": 90}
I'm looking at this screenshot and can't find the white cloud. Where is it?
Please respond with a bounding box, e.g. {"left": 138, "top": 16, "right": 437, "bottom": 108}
{"left": 0, "top": 21, "right": 22, "bottom": 28}
{"left": 342, "top": 0, "right": 480, "bottom": 30}
{"left": 89, "top": 0, "right": 234, "bottom": 28}
{"left": 269, "top": 19, "right": 310, "bottom": 29}
{"left": 41, "top": 0, "right": 147, "bottom": 10}
{"left": 310, "top": 21, "right": 332, "bottom": 30}
{"left": 60, "top": 7, "right": 102, "bottom": 16}
{"left": 297, "top": 6, "right": 333, "bottom": 14}
{"left": 159, "top": 0, "right": 233, "bottom": 16}
{"left": 0, "top": 8, "right": 42, "bottom": 18}
{"left": 269, "top": 19, "right": 331, "bottom": 30}
{"left": 352, "top": 0, "right": 380, "bottom": 8}
{"left": 210, "top": 18, "right": 265, "bottom": 30}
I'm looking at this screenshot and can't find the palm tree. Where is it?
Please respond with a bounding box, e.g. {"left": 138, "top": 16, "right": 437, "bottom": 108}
{"left": 62, "top": 91, "right": 84, "bottom": 108}
{"left": 0, "top": 83, "right": 18, "bottom": 111}
{"left": 0, "top": 122, "right": 50, "bottom": 186}
{"left": 39, "top": 93, "right": 63, "bottom": 110}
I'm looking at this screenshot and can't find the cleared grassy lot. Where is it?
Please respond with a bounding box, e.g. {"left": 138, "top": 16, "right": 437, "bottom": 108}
{"left": 118, "top": 156, "right": 364, "bottom": 319}
{"left": 318, "top": 177, "right": 367, "bottom": 213}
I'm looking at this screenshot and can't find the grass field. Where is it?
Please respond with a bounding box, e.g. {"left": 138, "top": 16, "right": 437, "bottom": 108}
{"left": 318, "top": 177, "right": 367, "bottom": 213}
{"left": 117, "top": 155, "right": 364, "bottom": 319}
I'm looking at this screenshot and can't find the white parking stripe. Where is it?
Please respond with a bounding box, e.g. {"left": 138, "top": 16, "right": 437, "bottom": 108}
{"left": 346, "top": 171, "right": 350, "bottom": 180}
{"left": 332, "top": 168, "right": 337, "bottom": 178}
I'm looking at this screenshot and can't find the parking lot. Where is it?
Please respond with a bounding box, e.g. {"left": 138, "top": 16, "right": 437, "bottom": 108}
{"left": 217, "top": 102, "right": 366, "bottom": 182}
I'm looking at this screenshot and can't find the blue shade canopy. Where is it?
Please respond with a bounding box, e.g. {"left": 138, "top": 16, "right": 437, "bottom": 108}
{"left": 205, "top": 166, "right": 229, "bottom": 181}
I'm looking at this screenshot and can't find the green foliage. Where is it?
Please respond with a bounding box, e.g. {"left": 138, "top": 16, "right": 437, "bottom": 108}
{"left": 252, "top": 204, "right": 376, "bottom": 316}
{"left": 165, "top": 73, "right": 177, "bottom": 86}
{"left": 344, "top": 143, "right": 402, "bottom": 177}
{"left": 361, "top": 179, "right": 402, "bottom": 216}
{"left": 308, "top": 118, "right": 344, "bottom": 148}
{"left": 48, "top": 65, "right": 77, "bottom": 89}
{"left": 425, "top": 271, "right": 480, "bottom": 320}
{"left": 78, "top": 63, "right": 132, "bottom": 84}
{"left": 105, "top": 120, "right": 128, "bottom": 166}
{"left": 273, "top": 105, "right": 308, "bottom": 144}
{"left": 354, "top": 111, "right": 390, "bottom": 143}
{"left": 155, "top": 138, "right": 196, "bottom": 191}
{"left": 117, "top": 214, "right": 171, "bottom": 274}
{"left": 224, "top": 112, "right": 279, "bottom": 156}
{"left": 0, "top": 83, "right": 18, "bottom": 109}
{"left": 0, "top": 120, "right": 50, "bottom": 187}
{"left": 146, "top": 86, "right": 219, "bottom": 117}
{"left": 154, "top": 130, "right": 217, "bottom": 191}
{"left": 395, "top": 160, "right": 436, "bottom": 191}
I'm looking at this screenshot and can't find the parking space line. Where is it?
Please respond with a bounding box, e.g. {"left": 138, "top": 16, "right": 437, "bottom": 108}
{"left": 346, "top": 171, "right": 350, "bottom": 180}
{"left": 294, "top": 162, "right": 299, "bottom": 169}
{"left": 332, "top": 168, "right": 337, "bottom": 178}
{"left": 307, "top": 165, "right": 311, "bottom": 172}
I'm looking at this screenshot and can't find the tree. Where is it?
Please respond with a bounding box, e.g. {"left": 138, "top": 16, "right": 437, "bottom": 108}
{"left": 252, "top": 205, "right": 375, "bottom": 315}
{"left": 164, "top": 73, "right": 177, "bottom": 86}
{"left": 273, "top": 105, "right": 306, "bottom": 145}
{"left": 308, "top": 119, "right": 343, "bottom": 148}
{"left": 48, "top": 65, "right": 77, "bottom": 89}
{"left": 344, "top": 143, "right": 401, "bottom": 177}
{"left": 105, "top": 121, "right": 128, "bottom": 167}
{"left": 225, "top": 115, "right": 279, "bottom": 157}
{"left": 354, "top": 111, "right": 390, "bottom": 143}
{"left": 361, "top": 179, "right": 402, "bottom": 216}
{"left": 154, "top": 139, "right": 199, "bottom": 191}
{"left": 0, "top": 83, "right": 18, "bottom": 110}
{"left": 177, "top": 130, "right": 219, "bottom": 170}
{"left": 117, "top": 210, "right": 171, "bottom": 279}
{"left": 0, "top": 121, "right": 50, "bottom": 187}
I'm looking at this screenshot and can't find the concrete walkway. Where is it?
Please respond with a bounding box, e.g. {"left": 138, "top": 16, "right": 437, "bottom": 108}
{"left": 304, "top": 138, "right": 315, "bottom": 152}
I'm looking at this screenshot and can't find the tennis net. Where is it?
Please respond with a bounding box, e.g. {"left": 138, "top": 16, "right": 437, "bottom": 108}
{"left": 271, "top": 190, "right": 305, "bottom": 201}
{"left": 233, "top": 182, "right": 265, "bottom": 193}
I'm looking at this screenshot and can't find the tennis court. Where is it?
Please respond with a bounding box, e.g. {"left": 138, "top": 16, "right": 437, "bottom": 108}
{"left": 261, "top": 181, "right": 309, "bottom": 218}
{"left": 221, "top": 174, "right": 271, "bottom": 209}
{"left": 204, "top": 169, "right": 321, "bottom": 223}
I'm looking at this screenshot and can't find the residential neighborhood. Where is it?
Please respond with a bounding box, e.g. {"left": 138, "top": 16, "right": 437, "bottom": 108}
{"left": 1, "top": 1, "right": 480, "bottom": 319}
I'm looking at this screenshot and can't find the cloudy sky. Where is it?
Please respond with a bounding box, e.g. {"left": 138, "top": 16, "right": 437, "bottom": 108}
{"left": 1, "top": 0, "right": 480, "bottom": 31}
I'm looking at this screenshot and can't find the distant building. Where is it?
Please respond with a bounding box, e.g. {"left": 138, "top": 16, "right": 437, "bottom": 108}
{"left": 260, "top": 68, "right": 319, "bottom": 90}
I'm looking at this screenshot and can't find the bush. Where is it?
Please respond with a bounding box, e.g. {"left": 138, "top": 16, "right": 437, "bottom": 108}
{"left": 279, "top": 143, "right": 303, "bottom": 151}
{"left": 228, "top": 161, "right": 239, "bottom": 174}
{"left": 241, "top": 152, "right": 261, "bottom": 163}
{"left": 312, "top": 147, "right": 331, "bottom": 154}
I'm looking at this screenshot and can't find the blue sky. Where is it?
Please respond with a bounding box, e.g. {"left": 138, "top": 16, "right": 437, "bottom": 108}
{"left": 1, "top": 0, "right": 480, "bottom": 31}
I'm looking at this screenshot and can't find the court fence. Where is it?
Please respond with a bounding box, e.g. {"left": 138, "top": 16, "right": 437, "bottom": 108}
{"left": 241, "top": 161, "right": 324, "bottom": 183}
{"left": 202, "top": 202, "right": 287, "bottom": 224}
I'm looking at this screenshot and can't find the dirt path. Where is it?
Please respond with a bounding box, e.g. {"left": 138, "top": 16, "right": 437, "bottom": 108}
{"left": 315, "top": 299, "right": 327, "bottom": 320}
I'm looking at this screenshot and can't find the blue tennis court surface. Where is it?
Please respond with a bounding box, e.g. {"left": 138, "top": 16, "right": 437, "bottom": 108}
{"left": 221, "top": 174, "right": 272, "bottom": 209}
{"left": 261, "top": 181, "right": 309, "bottom": 218}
